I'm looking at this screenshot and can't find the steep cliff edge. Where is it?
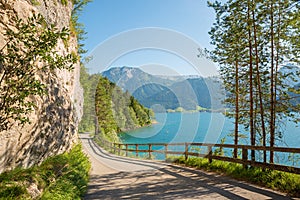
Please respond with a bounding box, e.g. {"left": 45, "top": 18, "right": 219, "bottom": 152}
{"left": 0, "top": 0, "right": 83, "bottom": 172}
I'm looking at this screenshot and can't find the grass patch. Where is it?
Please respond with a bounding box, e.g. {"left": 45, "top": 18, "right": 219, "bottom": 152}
{"left": 0, "top": 144, "right": 90, "bottom": 199}
{"left": 167, "top": 156, "right": 300, "bottom": 197}
{"left": 30, "top": 0, "right": 40, "bottom": 6}
{"left": 61, "top": 0, "right": 68, "bottom": 6}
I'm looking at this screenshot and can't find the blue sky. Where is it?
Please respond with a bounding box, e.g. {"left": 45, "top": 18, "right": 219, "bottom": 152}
{"left": 79, "top": 0, "right": 219, "bottom": 76}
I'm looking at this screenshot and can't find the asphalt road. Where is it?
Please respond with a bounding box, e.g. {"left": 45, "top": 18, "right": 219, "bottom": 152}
{"left": 80, "top": 134, "right": 297, "bottom": 200}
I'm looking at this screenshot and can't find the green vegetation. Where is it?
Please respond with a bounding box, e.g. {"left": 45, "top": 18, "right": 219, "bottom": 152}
{"left": 71, "top": 0, "right": 93, "bottom": 55}
{"left": 79, "top": 69, "right": 101, "bottom": 132}
{"left": 30, "top": 0, "right": 40, "bottom": 6}
{"left": 208, "top": 0, "right": 300, "bottom": 161}
{"left": 60, "top": 0, "right": 68, "bottom": 6}
{"left": 0, "top": 144, "right": 90, "bottom": 199}
{"left": 168, "top": 156, "right": 300, "bottom": 197}
{"left": 95, "top": 76, "right": 154, "bottom": 142}
{"left": 71, "top": 0, "right": 96, "bottom": 133}
{"left": 0, "top": 14, "right": 77, "bottom": 132}
{"left": 0, "top": 2, "right": 92, "bottom": 199}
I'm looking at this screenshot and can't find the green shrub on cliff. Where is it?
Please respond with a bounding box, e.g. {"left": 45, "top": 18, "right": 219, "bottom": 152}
{"left": 0, "top": 14, "right": 77, "bottom": 132}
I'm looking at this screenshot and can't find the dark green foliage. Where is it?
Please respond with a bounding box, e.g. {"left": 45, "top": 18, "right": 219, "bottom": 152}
{"left": 61, "top": 0, "right": 68, "bottom": 5}
{"left": 95, "top": 77, "right": 119, "bottom": 141}
{"left": 169, "top": 156, "right": 300, "bottom": 197}
{"left": 78, "top": 65, "right": 101, "bottom": 132}
{"left": 0, "top": 144, "right": 90, "bottom": 199}
{"left": 71, "top": 0, "right": 93, "bottom": 55}
{"left": 40, "top": 145, "right": 91, "bottom": 199}
{"left": 0, "top": 14, "right": 77, "bottom": 132}
{"left": 207, "top": 0, "right": 300, "bottom": 162}
{"left": 95, "top": 76, "right": 153, "bottom": 142}
{"left": 72, "top": 0, "right": 95, "bottom": 132}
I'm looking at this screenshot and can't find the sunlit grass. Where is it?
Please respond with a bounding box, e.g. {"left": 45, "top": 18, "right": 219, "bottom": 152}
{"left": 167, "top": 156, "right": 300, "bottom": 197}
{"left": 0, "top": 144, "right": 90, "bottom": 199}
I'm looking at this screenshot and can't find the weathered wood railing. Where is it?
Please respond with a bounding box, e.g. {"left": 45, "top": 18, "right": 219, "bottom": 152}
{"left": 95, "top": 136, "right": 300, "bottom": 174}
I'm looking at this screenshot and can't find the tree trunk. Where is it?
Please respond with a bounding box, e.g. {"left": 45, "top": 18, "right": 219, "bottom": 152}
{"left": 270, "top": 1, "right": 275, "bottom": 164}
{"left": 234, "top": 60, "right": 239, "bottom": 159}
{"left": 248, "top": 0, "right": 255, "bottom": 161}
{"left": 252, "top": 3, "right": 267, "bottom": 163}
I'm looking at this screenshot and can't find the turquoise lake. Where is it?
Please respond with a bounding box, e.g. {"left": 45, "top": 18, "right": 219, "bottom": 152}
{"left": 120, "top": 112, "right": 300, "bottom": 147}
{"left": 120, "top": 112, "right": 300, "bottom": 163}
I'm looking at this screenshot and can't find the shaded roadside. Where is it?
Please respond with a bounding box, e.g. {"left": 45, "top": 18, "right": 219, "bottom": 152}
{"left": 80, "top": 134, "right": 296, "bottom": 200}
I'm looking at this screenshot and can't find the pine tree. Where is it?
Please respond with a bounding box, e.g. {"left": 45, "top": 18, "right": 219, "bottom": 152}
{"left": 208, "top": 0, "right": 300, "bottom": 163}
{"left": 94, "top": 76, "right": 153, "bottom": 142}
{"left": 208, "top": 0, "right": 249, "bottom": 157}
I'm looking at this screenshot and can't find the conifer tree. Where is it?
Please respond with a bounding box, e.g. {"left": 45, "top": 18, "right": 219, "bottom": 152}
{"left": 208, "top": 0, "right": 300, "bottom": 163}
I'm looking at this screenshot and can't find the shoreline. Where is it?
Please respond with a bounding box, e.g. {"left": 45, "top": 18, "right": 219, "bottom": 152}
{"left": 118, "top": 119, "right": 158, "bottom": 134}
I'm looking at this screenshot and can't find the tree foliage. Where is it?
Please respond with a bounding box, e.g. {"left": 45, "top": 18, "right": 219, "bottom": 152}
{"left": 71, "top": 0, "right": 93, "bottom": 55}
{"left": 78, "top": 67, "right": 100, "bottom": 132}
{"left": 95, "top": 76, "right": 153, "bottom": 142}
{"left": 69, "top": 0, "right": 94, "bottom": 132}
{"left": 0, "top": 14, "right": 77, "bottom": 131}
{"left": 208, "top": 0, "right": 300, "bottom": 162}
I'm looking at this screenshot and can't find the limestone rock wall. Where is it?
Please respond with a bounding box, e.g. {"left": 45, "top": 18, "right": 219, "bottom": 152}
{"left": 0, "top": 0, "right": 83, "bottom": 172}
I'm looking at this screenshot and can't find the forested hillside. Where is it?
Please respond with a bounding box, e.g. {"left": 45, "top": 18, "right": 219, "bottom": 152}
{"left": 95, "top": 76, "right": 153, "bottom": 142}
{"left": 78, "top": 66, "right": 100, "bottom": 132}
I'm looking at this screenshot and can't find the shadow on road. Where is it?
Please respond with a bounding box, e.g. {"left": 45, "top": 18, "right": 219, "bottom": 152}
{"left": 81, "top": 136, "right": 293, "bottom": 200}
{"left": 85, "top": 167, "right": 292, "bottom": 200}
{"left": 84, "top": 136, "right": 167, "bottom": 170}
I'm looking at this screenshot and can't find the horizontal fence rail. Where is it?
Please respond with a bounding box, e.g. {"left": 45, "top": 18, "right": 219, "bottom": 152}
{"left": 95, "top": 136, "right": 300, "bottom": 174}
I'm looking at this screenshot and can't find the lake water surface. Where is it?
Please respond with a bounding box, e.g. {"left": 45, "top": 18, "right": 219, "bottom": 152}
{"left": 120, "top": 112, "right": 300, "bottom": 164}
{"left": 120, "top": 112, "right": 300, "bottom": 147}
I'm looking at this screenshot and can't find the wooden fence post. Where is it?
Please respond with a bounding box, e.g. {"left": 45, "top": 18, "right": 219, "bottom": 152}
{"left": 135, "top": 144, "right": 138, "bottom": 157}
{"left": 208, "top": 145, "right": 212, "bottom": 163}
{"left": 148, "top": 144, "right": 152, "bottom": 159}
{"left": 185, "top": 143, "right": 189, "bottom": 160}
{"left": 242, "top": 148, "right": 248, "bottom": 169}
{"left": 165, "top": 144, "right": 168, "bottom": 160}
{"left": 91, "top": 140, "right": 300, "bottom": 174}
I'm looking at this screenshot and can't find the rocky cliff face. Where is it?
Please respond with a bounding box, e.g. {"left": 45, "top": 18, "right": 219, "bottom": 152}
{"left": 0, "top": 0, "right": 83, "bottom": 172}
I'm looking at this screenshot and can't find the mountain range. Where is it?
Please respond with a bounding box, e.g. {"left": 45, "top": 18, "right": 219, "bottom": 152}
{"left": 102, "top": 66, "right": 224, "bottom": 111}
{"left": 102, "top": 65, "right": 300, "bottom": 112}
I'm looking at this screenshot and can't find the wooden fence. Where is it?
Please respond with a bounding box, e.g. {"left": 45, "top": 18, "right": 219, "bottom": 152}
{"left": 95, "top": 136, "right": 300, "bottom": 174}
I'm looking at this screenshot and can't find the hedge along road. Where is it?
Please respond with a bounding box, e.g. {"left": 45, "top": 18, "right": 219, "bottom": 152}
{"left": 79, "top": 134, "right": 295, "bottom": 200}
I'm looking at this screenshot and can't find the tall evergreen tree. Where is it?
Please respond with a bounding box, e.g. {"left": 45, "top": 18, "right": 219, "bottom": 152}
{"left": 95, "top": 76, "right": 153, "bottom": 142}
{"left": 208, "top": 0, "right": 300, "bottom": 163}
{"left": 208, "top": 0, "right": 249, "bottom": 157}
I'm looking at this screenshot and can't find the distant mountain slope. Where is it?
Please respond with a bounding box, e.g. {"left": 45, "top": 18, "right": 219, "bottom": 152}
{"left": 102, "top": 67, "right": 224, "bottom": 110}
{"left": 133, "top": 83, "right": 180, "bottom": 110}
{"left": 279, "top": 64, "right": 300, "bottom": 107}
{"left": 102, "top": 65, "right": 300, "bottom": 111}
{"left": 279, "top": 64, "right": 300, "bottom": 87}
{"left": 102, "top": 66, "right": 177, "bottom": 93}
